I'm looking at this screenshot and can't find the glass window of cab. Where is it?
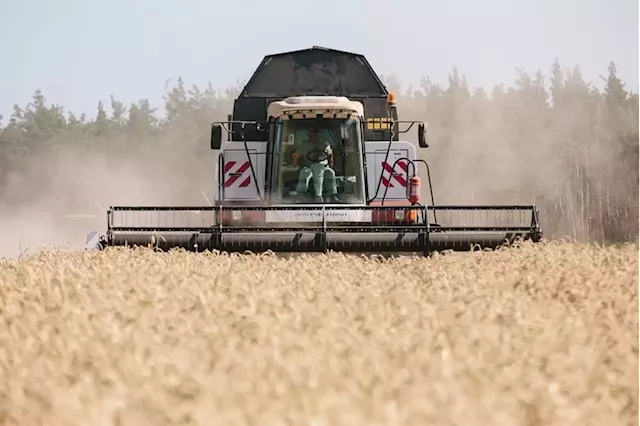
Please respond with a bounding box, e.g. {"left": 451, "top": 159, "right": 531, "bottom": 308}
{"left": 273, "top": 118, "right": 365, "bottom": 204}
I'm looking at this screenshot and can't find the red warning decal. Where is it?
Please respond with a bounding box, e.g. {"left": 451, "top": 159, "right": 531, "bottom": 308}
{"left": 381, "top": 161, "right": 407, "bottom": 188}
{"left": 224, "top": 161, "right": 251, "bottom": 188}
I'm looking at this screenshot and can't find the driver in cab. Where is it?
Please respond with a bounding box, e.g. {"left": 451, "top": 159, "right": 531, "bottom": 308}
{"left": 291, "top": 127, "right": 338, "bottom": 203}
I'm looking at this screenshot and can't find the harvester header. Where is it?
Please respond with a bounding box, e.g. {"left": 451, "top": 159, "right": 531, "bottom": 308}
{"left": 86, "top": 46, "right": 542, "bottom": 255}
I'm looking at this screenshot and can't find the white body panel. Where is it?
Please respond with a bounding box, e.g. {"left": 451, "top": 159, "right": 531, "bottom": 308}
{"left": 364, "top": 142, "right": 414, "bottom": 202}
{"left": 213, "top": 140, "right": 418, "bottom": 204}
{"left": 214, "top": 142, "right": 266, "bottom": 202}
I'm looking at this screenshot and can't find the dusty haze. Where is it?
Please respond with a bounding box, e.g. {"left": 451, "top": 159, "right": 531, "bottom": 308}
{"left": 0, "top": 140, "right": 217, "bottom": 257}
{"left": 0, "top": 67, "right": 638, "bottom": 257}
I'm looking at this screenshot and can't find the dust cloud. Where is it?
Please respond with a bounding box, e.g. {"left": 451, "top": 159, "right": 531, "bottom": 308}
{"left": 1, "top": 70, "right": 638, "bottom": 258}
{"left": 0, "top": 142, "right": 215, "bottom": 258}
{"left": 393, "top": 80, "right": 638, "bottom": 243}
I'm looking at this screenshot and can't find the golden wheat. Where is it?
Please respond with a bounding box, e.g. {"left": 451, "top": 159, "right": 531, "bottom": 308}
{"left": 0, "top": 241, "right": 637, "bottom": 426}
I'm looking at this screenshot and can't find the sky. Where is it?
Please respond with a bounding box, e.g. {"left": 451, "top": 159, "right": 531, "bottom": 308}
{"left": 0, "top": 0, "right": 637, "bottom": 121}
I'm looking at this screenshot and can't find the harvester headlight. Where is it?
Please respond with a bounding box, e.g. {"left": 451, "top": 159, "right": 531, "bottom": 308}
{"left": 395, "top": 210, "right": 404, "bottom": 220}
{"left": 232, "top": 210, "right": 242, "bottom": 221}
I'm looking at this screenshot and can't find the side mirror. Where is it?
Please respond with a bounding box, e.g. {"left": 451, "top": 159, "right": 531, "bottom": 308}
{"left": 211, "top": 124, "right": 222, "bottom": 150}
{"left": 418, "top": 122, "right": 429, "bottom": 148}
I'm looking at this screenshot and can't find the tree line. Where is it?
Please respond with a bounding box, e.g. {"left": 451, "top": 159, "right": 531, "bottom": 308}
{"left": 0, "top": 60, "right": 637, "bottom": 243}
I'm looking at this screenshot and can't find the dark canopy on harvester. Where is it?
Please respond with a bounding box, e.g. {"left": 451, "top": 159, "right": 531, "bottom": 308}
{"left": 240, "top": 45, "right": 387, "bottom": 97}
{"left": 230, "top": 46, "right": 395, "bottom": 141}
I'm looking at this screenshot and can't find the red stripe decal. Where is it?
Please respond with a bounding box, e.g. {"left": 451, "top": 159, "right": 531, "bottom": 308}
{"left": 238, "top": 176, "right": 251, "bottom": 188}
{"left": 224, "top": 161, "right": 251, "bottom": 187}
{"left": 381, "top": 162, "right": 407, "bottom": 187}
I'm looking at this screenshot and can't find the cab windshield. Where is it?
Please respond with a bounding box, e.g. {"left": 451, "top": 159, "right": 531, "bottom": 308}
{"left": 271, "top": 117, "right": 365, "bottom": 204}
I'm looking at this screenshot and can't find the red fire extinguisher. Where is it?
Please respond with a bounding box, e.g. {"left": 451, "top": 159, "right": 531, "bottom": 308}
{"left": 409, "top": 175, "right": 421, "bottom": 205}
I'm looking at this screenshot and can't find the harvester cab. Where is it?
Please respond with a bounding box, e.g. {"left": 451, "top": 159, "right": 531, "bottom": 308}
{"left": 90, "top": 46, "right": 542, "bottom": 255}
{"left": 210, "top": 95, "right": 429, "bottom": 208}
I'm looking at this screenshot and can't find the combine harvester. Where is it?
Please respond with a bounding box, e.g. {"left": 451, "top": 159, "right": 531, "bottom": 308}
{"left": 86, "top": 46, "right": 542, "bottom": 255}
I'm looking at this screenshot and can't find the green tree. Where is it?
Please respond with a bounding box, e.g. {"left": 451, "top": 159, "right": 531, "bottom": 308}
{"left": 93, "top": 100, "right": 109, "bottom": 137}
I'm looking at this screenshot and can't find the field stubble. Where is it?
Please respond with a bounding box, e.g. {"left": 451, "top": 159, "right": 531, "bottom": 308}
{"left": 0, "top": 241, "right": 637, "bottom": 425}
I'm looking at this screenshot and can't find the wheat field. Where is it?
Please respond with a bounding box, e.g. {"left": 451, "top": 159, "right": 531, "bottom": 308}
{"left": 0, "top": 241, "right": 637, "bottom": 426}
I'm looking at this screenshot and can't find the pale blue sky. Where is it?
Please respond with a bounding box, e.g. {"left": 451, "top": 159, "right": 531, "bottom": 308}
{"left": 1, "top": 0, "right": 637, "bottom": 120}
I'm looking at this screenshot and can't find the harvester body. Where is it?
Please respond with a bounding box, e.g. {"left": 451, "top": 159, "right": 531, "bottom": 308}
{"left": 92, "top": 46, "right": 542, "bottom": 254}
